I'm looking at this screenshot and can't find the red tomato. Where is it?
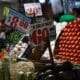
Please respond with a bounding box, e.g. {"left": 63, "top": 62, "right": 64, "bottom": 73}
{"left": 71, "top": 40, "right": 74, "bottom": 44}
{"left": 70, "top": 53, "right": 73, "bottom": 56}
{"left": 73, "top": 49, "right": 76, "bottom": 53}
{"left": 75, "top": 41, "right": 78, "bottom": 44}
{"left": 73, "top": 54, "right": 77, "bottom": 57}
{"left": 70, "top": 57, "right": 74, "bottom": 60}
{"left": 71, "top": 45, "right": 75, "bottom": 48}
{"left": 72, "top": 32, "right": 76, "bottom": 36}
{"left": 73, "top": 36, "right": 77, "bottom": 40}
{"left": 74, "top": 24, "right": 77, "bottom": 28}
{"left": 75, "top": 58, "right": 79, "bottom": 61}
{"left": 77, "top": 32, "right": 80, "bottom": 36}
{"left": 77, "top": 50, "right": 80, "bottom": 53}
{"left": 76, "top": 45, "right": 79, "bottom": 49}
{"left": 65, "top": 44, "right": 68, "bottom": 48}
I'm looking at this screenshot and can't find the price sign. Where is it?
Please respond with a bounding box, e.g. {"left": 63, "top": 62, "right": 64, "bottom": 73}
{"left": 24, "top": 3, "right": 42, "bottom": 17}
{"left": 5, "top": 8, "right": 31, "bottom": 33}
{"left": 30, "top": 20, "right": 56, "bottom": 46}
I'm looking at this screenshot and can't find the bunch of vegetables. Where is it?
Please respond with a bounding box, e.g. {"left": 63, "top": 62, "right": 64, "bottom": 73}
{"left": 6, "top": 29, "right": 23, "bottom": 44}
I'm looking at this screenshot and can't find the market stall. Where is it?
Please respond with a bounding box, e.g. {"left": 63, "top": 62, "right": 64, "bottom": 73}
{"left": 0, "top": 0, "right": 80, "bottom": 80}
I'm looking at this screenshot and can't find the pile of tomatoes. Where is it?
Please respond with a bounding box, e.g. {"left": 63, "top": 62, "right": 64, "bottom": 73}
{"left": 56, "top": 18, "right": 80, "bottom": 64}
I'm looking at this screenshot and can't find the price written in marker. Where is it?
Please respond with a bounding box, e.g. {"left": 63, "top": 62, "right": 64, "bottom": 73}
{"left": 5, "top": 8, "right": 31, "bottom": 33}
{"left": 24, "top": 3, "right": 42, "bottom": 17}
{"left": 26, "top": 7, "right": 39, "bottom": 16}
{"left": 30, "top": 20, "right": 55, "bottom": 46}
{"left": 8, "top": 16, "right": 28, "bottom": 29}
{"left": 32, "top": 28, "right": 49, "bottom": 44}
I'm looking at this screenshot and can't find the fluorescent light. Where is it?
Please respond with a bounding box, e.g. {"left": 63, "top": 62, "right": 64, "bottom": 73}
{"left": 39, "top": 0, "right": 45, "bottom": 3}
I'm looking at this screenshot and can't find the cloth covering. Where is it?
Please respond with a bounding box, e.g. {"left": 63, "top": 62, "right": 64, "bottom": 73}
{"left": 59, "top": 14, "right": 77, "bottom": 22}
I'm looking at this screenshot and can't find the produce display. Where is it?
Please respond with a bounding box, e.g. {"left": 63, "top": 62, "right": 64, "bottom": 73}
{"left": 10, "top": 36, "right": 30, "bottom": 60}
{"left": 0, "top": 57, "right": 35, "bottom": 80}
{"left": 0, "top": 3, "right": 80, "bottom": 80}
{"left": 10, "top": 61, "right": 35, "bottom": 80}
{"left": 55, "top": 18, "right": 80, "bottom": 64}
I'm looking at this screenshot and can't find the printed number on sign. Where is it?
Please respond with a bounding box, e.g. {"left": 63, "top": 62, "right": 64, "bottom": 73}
{"left": 32, "top": 28, "right": 49, "bottom": 45}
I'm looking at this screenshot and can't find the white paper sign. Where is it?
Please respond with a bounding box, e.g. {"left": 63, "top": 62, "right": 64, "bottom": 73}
{"left": 30, "top": 20, "right": 56, "bottom": 46}
{"left": 24, "top": 3, "right": 42, "bottom": 17}
{"left": 5, "top": 8, "right": 31, "bottom": 33}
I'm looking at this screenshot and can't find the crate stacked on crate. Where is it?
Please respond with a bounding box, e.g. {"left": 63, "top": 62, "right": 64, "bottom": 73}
{"left": 54, "top": 18, "right": 80, "bottom": 64}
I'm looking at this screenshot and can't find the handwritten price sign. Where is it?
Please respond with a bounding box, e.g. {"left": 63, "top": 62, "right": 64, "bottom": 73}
{"left": 24, "top": 3, "right": 42, "bottom": 17}
{"left": 5, "top": 8, "right": 31, "bottom": 33}
{"left": 30, "top": 20, "right": 56, "bottom": 46}
{"left": 26, "top": 7, "right": 38, "bottom": 16}
{"left": 31, "top": 27, "right": 49, "bottom": 45}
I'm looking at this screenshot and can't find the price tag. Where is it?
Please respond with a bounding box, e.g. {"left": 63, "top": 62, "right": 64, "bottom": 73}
{"left": 5, "top": 8, "right": 31, "bottom": 33}
{"left": 24, "top": 3, "right": 42, "bottom": 17}
{"left": 31, "top": 27, "right": 49, "bottom": 45}
{"left": 30, "top": 20, "right": 56, "bottom": 46}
